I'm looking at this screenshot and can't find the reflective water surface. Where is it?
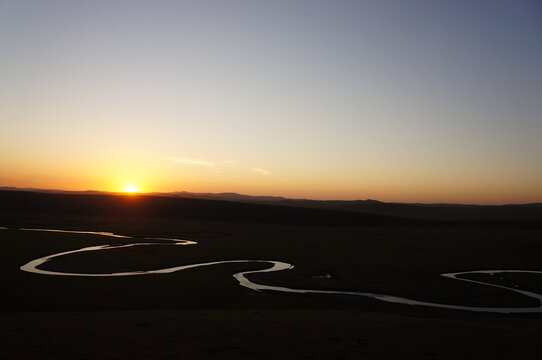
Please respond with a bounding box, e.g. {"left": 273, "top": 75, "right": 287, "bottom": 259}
{"left": 20, "top": 228, "right": 132, "bottom": 238}
{"left": 15, "top": 227, "right": 542, "bottom": 313}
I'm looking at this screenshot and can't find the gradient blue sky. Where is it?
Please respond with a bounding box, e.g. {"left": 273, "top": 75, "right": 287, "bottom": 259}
{"left": 1, "top": 0, "right": 541, "bottom": 203}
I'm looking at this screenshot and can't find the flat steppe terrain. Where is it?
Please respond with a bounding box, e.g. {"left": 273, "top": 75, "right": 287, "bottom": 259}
{"left": 1, "top": 191, "right": 542, "bottom": 359}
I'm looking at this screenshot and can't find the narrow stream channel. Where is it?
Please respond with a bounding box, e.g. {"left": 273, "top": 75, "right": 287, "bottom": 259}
{"left": 12, "top": 227, "right": 542, "bottom": 313}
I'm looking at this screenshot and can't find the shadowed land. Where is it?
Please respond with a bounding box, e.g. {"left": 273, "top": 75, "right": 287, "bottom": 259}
{"left": 2, "top": 189, "right": 541, "bottom": 227}
{"left": 1, "top": 190, "right": 542, "bottom": 359}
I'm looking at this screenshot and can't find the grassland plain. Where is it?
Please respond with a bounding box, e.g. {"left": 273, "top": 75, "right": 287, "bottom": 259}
{"left": 1, "top": 192, "right": 542, "bottom": 359}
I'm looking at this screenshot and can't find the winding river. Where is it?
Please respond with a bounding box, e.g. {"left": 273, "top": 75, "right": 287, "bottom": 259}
{"left": 9, "top": 227, "right": 542, "bottom": 313}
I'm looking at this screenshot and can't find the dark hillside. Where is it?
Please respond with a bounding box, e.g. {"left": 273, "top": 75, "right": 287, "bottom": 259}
{"left": 0, "top": 190, "right": 410, "bottom": 226}
{"left": 1, "top": 190, "right": 541, "bottom": 227}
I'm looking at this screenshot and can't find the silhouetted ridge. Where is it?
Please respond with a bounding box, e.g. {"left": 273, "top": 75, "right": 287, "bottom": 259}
{"left": 1, "top": 190, "right": 540, "bottom": 227}
{"left": 0, "top": 190, "right": 411, "bottom": 226}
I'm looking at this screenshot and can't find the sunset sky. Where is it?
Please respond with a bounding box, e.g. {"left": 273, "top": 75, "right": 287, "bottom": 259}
{"left": 1, "top": 0, "right": 541, "bottom": 204}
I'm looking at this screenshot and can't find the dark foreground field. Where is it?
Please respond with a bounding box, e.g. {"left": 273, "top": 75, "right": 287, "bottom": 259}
{"left": 1, "top": 191, "right": 542, "bottom": 359}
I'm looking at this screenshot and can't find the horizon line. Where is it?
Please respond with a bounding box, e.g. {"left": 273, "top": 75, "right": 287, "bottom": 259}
{"left": 1, "top": 186, "right": 540, "bottom": 207}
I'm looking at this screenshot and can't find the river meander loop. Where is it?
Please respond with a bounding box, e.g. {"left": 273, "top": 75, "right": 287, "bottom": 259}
{"left": 14, "top": 228, "right": 542, "bottom": 313}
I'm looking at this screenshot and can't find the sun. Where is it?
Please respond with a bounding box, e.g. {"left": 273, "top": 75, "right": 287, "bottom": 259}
{"left": 123, "top": 185, "right": 139, "bottom": 193}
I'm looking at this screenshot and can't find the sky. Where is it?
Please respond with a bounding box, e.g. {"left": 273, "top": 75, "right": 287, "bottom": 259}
{"left": 1, "top": 0, "right": 541, "bottom": 204}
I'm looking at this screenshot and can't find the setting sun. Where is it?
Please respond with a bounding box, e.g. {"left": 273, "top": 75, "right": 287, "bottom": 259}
{"left": 123, "top": 185, "right": 139, "bottom": 193}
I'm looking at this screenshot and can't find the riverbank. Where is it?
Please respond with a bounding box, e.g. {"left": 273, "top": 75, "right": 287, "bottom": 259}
{"left": 2, "top": 192, "right": 542, "bottom": 358}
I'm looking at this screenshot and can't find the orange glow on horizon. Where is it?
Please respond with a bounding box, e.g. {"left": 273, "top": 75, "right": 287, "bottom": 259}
{"left": 0, "top": 163, "right": 540, "bottom": 205}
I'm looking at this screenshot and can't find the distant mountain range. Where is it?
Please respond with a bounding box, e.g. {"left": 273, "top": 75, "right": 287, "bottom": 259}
{"left": 150, "top": 191, "right": 292, "bottom": 203}
{"left": 0, "top": 187, "right": 108, "bottom": 195}
{"left": 1, "top": 186, "right": 540, "bottom": 206}
{"left": 1, "top": 186, "right": 541, "bottom": 223}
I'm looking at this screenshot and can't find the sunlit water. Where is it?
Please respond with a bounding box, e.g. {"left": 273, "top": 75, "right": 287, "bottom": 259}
{"left": 10, "top": 227, "right": 542, "bottom": 313}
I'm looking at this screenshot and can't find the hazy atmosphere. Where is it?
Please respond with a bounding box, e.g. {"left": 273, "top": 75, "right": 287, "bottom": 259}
{"left": 3, "top": 3, "right": 542, "bottom": 360}
{"left": 1, "top": 0, "right": 541, "bottom": 203}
